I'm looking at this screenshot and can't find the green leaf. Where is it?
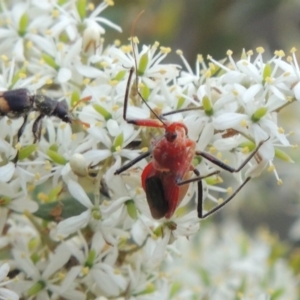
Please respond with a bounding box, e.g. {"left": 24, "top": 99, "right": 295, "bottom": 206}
{"left": 113, "top": 70, "right": 126, "bottom": 81}
{"left": 140, "top": 83, "right": 150, "bottom": 101}
{"left": 202, "top": 96, "right": 213, "bottom": 116}
{"left": 93, "top": 104, "right": 112, "bottom": 120}
{"left": 176, "top": 96, "right": 185, "bottom": 109}
{"left": 0, "top": 196, "right": 10, "bottom": 207}
{"left": 138, "top": 284, "right": 155, "bottom": 295}
{"left": 71, "top": 90, "right": 81, "bottom": 107}
{"left": 238, "top": 141, "right": 256, "bottom": 152}
{"left": 10, "top": 67, "right": 27, "bottom": 88}
{"left": 270, "top": 288, "right": 284, "bottom": 300}
{"left": 251, "top": 107, "right": 268, "bottom": 122}
{"left": 138, "top": 52, "right": 149, "bottom": 76}
{"left": 48, "top": 185, "right": 63, "bottom": 201}
{"left": 263, "top": 63, "right": 272, "bottom": 82}
{"left": 19, "top": 144, "right": 37, "bottom": 161}
{"left": 27, "top": 281, "right": 46, "bottom": 296}
{"left": 34, "top": 198, "right": 86, "bottom": 221}
{"left": 41, "top": 54, "right": 59, "bottom": 70}
{"left": 275, "top": 148, "right": 294, "bottom": 162}
{"left": 85, "top": 249, "right": 96, "bottom": 268}
{"left": 30, "top": 253, "right": 40, "bottom": 264}
{"left": 47, "top": 149, "right": 68, "bottom": 165}
{"left": 126, "top": 200, "right": 137, "bottom": 219}
{"left": 111, "top": 133, "right": 124, "bottom": 152}
{"left": 204, "top": 176, "right": 221, "bottom": 185}
{"left": 76, "top": 0, "right": 86, "bottom": 20}
{"left": 18, "top": 13, "right": 29, "bottom": 36}
{"left": 49, "top": 144, "right": 58, "bottom": 152}
{"left": 170, "top": 282, "right": 181, "bottom": 297}
{"left": 198, "top": 268, "right": 211, "bottom": 285}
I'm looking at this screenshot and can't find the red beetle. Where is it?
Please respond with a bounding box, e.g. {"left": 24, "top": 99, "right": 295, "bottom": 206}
{"left": 114, "top": 67, "right": 265, "bottom": 219}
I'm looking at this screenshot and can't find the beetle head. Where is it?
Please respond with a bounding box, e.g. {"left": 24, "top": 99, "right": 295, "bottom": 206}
{"left": 34, "top": 95, "right": 72, "bottom": 123}
{"left": 165, "top": 122, "right": 188, "bottom": 142}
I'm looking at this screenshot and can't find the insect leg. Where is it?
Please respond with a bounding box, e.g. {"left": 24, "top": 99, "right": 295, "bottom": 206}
{"left": 123, "top": 67, "right": 135, "bottom": 123}
{"left": 12, "top": 114, "right": 29, "bottom": 163}
{"left": 195, "top": 138, "right": 267, "bottom": 173}
{"left": 198, "top": 176, "right": 251, "bottom": 218}
{"left": 176, "top": 169, "right": 222, "bottom": 219}
{"left": 17, "top": 114, "right": 29, "bottom": 142}
{"left": 32, "top": 114, "right": 45, "bottom": 143}
{"left": 123, "top": 67, "right": 166, "bottom": 128}
{"left": 177, "top": 170, "right": 220, "bottom": 186}
{"left": 195, "top": 139, "right": 268, "bottom": 218}
{"left": 114, "top": 151, "right": 151, "bottom": 175}
{"left": 161, "top": 106, "right": 203, "bottom": 117}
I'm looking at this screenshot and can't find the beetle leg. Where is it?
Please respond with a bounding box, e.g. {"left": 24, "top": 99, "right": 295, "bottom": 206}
{"left": 195, "top": 138, "right": 268, "bottom": 173}
{"left": 114, "top": 151, "right": 151, "bottom": 175}
{"left": 198, "top": 176, "right": 251, "bottom": 219}
{"left": 12, "top": 114, "right": 29, "bottom": 164}
{"left": 183, "top": 169, "right": 252, "bottom": 219}
{"left": 32, "top": 114, "right": 45, "bottom": 143}
{"left": 194, "top": 139, "right": 268, "bottom": 218}
{"left": 17, "top": 114, "right": 29, "bottom": 143}
{"left": 161, "top": 106, "right": 203, "bottom": 117}
{"left": 177, "top": 169, "right": 220, "bottom": 186}
{"left": 175, "top": 169, "right": 221, "bottom": 219}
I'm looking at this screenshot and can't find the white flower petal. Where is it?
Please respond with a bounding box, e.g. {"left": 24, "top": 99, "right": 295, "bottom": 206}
{"left": 13, "top": 38, "right": 25, "bottom": 61}
{"left": 57, "top": 67, "right": 72, "bottom": 83}
{"left": 75, "top": 64, "right": 103, "bottom": 78}
{"left": 243, "top": 84, "right": 262, "bottom": 103}
{"left": 0, "top": 287, "right": 19, "bottom": 300}
{"left": 0, "top": 163, "right": 15, "bottom": 183}
{"left": 10, "top": 198, "right": 38, "bottom": 213}
{"left": 67, "top": 180, "right": 93, "bottom": 208}
{"left": 293, "top": 81, "right": 300, "bottom": 101}
{"left": 42, "top": 244, "right": 71, "bottom": 279}
{"left": 83, "top": 149, "right": 111, "bottom": 165}
{"left": 213, "top": 137, "right": 239, "bottom": 151}
{"left": 106, "top": 119, "right": 120, "bottom": 136}
{"left": 56, "top": 210, "right": 91, "bottom": 237}
{"left": 213, "top": 113, "right": 245, "bottom": 130}
{"left": 197, "top": 122, "right": 214, "bottom": 150}
{"left": 0, "top": 263, "right": 9, "bottom": 280}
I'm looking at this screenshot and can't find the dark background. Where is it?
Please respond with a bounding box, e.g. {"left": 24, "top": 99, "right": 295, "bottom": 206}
{"left": 105, "top": 0, "right": 300, "bottom": 65}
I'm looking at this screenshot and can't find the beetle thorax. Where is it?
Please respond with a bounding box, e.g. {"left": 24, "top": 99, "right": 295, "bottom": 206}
{"left": 152, "top": 123, "right": 194, "bottom": 172}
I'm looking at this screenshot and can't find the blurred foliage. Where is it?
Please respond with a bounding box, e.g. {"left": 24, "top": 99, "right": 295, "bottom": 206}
{"left": 102, "top": 0, "right": 300, "bottom": 64}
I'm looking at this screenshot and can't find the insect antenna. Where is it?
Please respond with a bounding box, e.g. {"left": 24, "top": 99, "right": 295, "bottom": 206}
{"left": 70, "top": 95, "right": 92, "bottom": 128}
{"left": 129, "top": 11, "right": 167, "bottom": 127}
{"left": 161, "top": 106, "right": 203, "bottom": 117}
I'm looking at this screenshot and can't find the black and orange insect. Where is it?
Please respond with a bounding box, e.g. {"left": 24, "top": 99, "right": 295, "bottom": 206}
{"left": 0, "top": 88, "right": 72, "bottom": 161}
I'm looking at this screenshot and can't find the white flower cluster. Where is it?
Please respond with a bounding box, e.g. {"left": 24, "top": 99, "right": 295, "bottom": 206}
{"left": 0, "top": 0, "right": 298, "bottom": 299}
{"left": 167, "top": 220, "right": 298, "bottom": 299}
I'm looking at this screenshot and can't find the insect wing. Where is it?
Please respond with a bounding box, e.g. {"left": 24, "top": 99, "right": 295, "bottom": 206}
{"left": 142, "top": 162, "right": 182, "bottom": 219}
{"left": 145, "top": 176, "right": 169, "bottom": 219}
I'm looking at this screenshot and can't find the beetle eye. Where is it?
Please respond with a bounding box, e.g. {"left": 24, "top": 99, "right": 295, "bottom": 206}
{"left": 165, "top": 132, "right": 177, "bottom": 142}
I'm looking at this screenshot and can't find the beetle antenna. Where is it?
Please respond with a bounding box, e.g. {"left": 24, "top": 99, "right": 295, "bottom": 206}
{"left": 70, "top": 95, "right": 92, "bottom": 113}
{"left": 130, "top": 10, "right": 167, "bottom": 126}
{"left": 137, "top": 90, "right": 166, "bottom": 123}
{"left": 130, "top": 10, "right": 144, "bottom": 89}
